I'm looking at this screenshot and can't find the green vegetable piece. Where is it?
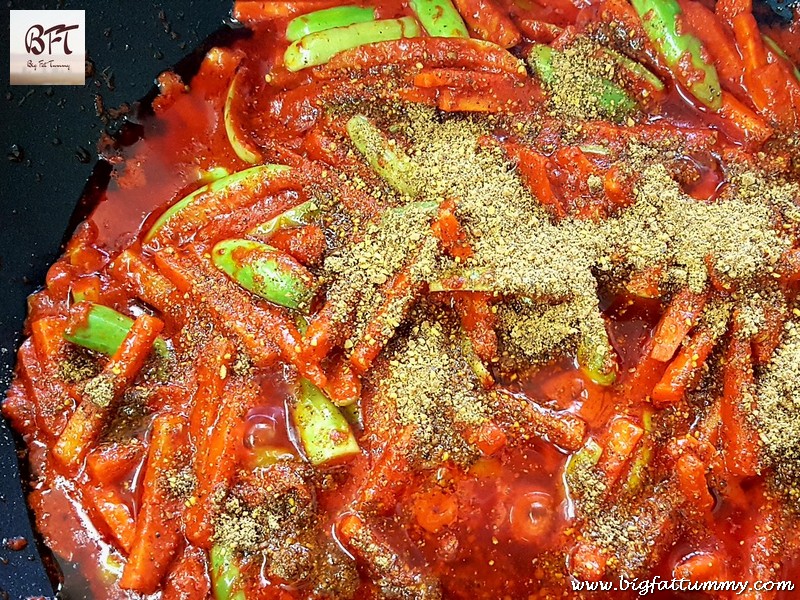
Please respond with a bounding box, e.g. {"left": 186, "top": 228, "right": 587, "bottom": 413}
{"left": 251, "top": 447, "right": 295, "bottom": 468}
{"left": 763, "top": 35, "right": 800, "bottom": 83}
{"left": 610, "top": 49, "right": 665, "bottom": 92}
{"left": 64, "top": 303, "right": 167, "bottom": 358}
{"left": 286, "top": 5, "right": 377, "bottom": 41}
{"left": 577, "top": 331, "right": 617, "bottom": 387}
{"left": 211, "top": 545, "right": 246, "bottom": 600}
{"left": 461, "top": 335, "right": 493, "bottom": 388}
{"left": 212, "top": 239, "right": 318, "bottom": 311}
{"left": 529, "top": 44, "right": 637, "bottom": 118}
{"left": 346, "top": 114, "right": 420, "bottom": 197}
{"left": 199, "top": 166, "right": 231, "bottom": 182}
{"left": 248, "top": 200, "right": 320, "bottom": 240}
{"left": 339, "top": 401, "right": 362, "bottom": 428}
{"left": 292, "top": 378, "right": 360, "bottom": 466}
{"left": 631, "top": 0, "right": 722, "bottom": 110}
{"left": 565, "top": 438, "right": 603, "bottom": 489}
{"left": 409, "top": 0, "right": 469, "bottom": 38}
{"left": 144, "top": 164, "right": 290, "bottom": 243}
{"left": 623, "top": 439, "right": 653, "bottom": 494}
{"left": 283, "top": 16, "right": 422, "bottom": 72}
{"left": 224, "top": 71, "right": 260, "bottom": 164}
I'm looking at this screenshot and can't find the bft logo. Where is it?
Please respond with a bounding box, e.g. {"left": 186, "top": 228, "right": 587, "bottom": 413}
{"left": 9, "top": 10, "right": 85, "bottom": 85}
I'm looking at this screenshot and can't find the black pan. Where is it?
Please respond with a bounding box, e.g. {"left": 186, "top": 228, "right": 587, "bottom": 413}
{"left": 0, "top": 1, "right": 796, "bottom": 599}
{"left": 0, "top": 1, "right": 231, "bottom": 597}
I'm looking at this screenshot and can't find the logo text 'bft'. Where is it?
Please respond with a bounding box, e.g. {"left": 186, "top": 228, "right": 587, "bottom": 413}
{"left": 10, "top": 10, "right": 85, "bottom": 85}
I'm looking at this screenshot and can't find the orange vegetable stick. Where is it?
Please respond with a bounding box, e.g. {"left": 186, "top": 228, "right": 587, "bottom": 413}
{"left": 675, "top": 451, "right": 714, "bottom": 514}
{"left": 161, "top": 546, "right": 211, "bottom": 600}
{"left": 714, "top": 91, "right": 773, "bottom": 147}
{"left": 84, "top": 485, "right": 136, "bottom": 553}
{"left": 120, "top": 413, "right": 188, "bottom": 593}
{"left": 86, "top": 442, "right": 145, "bottom": 485}
{"left": 721, "top": 317, "right": 759, "bottom": 477}
{"left": 185, "top": 381, "right": 256, "bottom": 547}
{"left": 732, "top": 13, "right": 768, "bottom": 73}
{"left": 70, "top": 275, "right": 102, "bottom": 304}
{"left": 673, "top": 550, "right": 726, "bottom": 582}
{"left": 452, "top": 292, "right": 497, "bottom": 363}
{"left": 503, "top": 143, "right": 565, "bottom": 218}
{"left": 413, "top": 488, "right": 459, "bottom": 533}
{"left": 30, "top": 316, "right": 67, "bottom": 371}
{"left": 350, "top": 266, "right": 420, "bottom": 374}
{"left": 354, "top": 427, "right": 414, "bottom": 515}
{"left": 431, "top": 198, "right": 473, "bottom": 260}
{"left": 451, "top": 0, "right": 521, "bottom": 48}
{"left": 651, "top": 325, "right": 717, "bottom": 406}
{"left": 110, "top": 250, "right": 181, "bottom": 317}
{"left": 596, "top": 417, "right": 644, "bottom": 487}
{"left": 494, "top": 390, "right": 586, "bottom": 451}
{"left": 651, "top": 288, "right": 708, "bottom": 362}
{"left": 189, "top": 336, "right": 235, "bottom": 464}
{"left": 54, "top": 314, "right": 164, "bottom": 469}
{"left": 323, "top": 355, "right": 362, "bottom": 407}
{"left": 515, "top": 18, "right": 562, "bottom": 43}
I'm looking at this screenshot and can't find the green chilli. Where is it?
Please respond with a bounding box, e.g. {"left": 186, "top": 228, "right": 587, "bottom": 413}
{"left": 210, "top": 545, "right": 246, "bottom": 600}
{"left": 292, "top": 378, "right": 360, "bottom": 466}
{"left": 409, "top": 0, "right": 469, "bottom": 38}
{"left": 64, "top": 303, "right": 167, "bottom": 357}
{"left": 248, "top": 200, "right": 320, "bottom": 240}
{"left": 224, "top": 71, "right": 260, "bottom": 164}
{"left": 212, "top": 239, "right": 318, "bottom": 311}
{"left": 345, "top": 114, "right": 420, "bottom": 197}
{"left": 286, "top": 5, "right": 377, "bottom": 41}
{"left": 144, "top": 164, "right": 290, "bottom": 243}
{"left": 631, "top": 0, "right": 722, "bottom": 109}
{"left": 283, "top": 16, "right": 422, "bottom": 72}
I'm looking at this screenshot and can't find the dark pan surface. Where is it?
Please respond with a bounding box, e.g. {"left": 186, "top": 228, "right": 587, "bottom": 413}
{"left": 0, "top": 1, "right": 797, "bottom": 599}
{"left": 0, "top": 2, "right": 226, "bottom": 597}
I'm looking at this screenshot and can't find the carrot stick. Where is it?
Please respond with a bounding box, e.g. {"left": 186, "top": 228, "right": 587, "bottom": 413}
{"left": 303, "top": 298, "right": 352, "bottom": 363}
{"left": 189, "top": 336, "right": 235, "bottom": 464}
{"left": 651, "top": 288, "right": 708, "bottom": 362}
{"left": 714, "top": 91, "right": 773, "bottom": 147}
{"left": 494, "top": 390, "right": 586, "bottom": 451}
{"left": 431, "top": 198, "right": 473, "bottom": 260}
{"left": 185, "top": 381, "right": 256, "bottom": 547}
{"left": 674, "top": 451, "right": 714, "bottom": 514}
{"left": 751, "top": 300, "right": 786, "bottom": 365}
{"left": 354, "top": 426, "right": 414, "bottom": 515}
{"left": 30, "top": 316, "right": 67, "bottom": 372}
{"left": 54, "top": 314, "right": 164, "bottom": 469}
{"left": 721, "top": 316, "right": 759, "bottom": 476}
{"left": 515, "top": 18, "right": 562, "bottom": 43}
{"left": 651, "top": 324, "right": 717, "bottom": 406}
{"left": 120, "top": 413, "right": 188, "bottom": 593}
{"left": 503, "top": 143, "right": 565, "bottom": 218}
{"left": 161, "top": 546, "right": 210, "bottom": 600}
{"left": 732, "top": 13, "right": 768, "bottom": 73}
{"left": 84, "top": 485, "right": 136, "bottom": 553}
{"left": 451, "top": 0, "right": 521, "bottom": 48}
{"left": 86, "top": 442, "right": 145, "bottom": 485}
{"left": 350, "top": 266, "right": 421, "bottom": 374}
{"left": 109, "top": 250, "right": 181, "bottom": 317}
{"left": 452, "top": 292, "right": 497, "bottom": 363}
{"left": 323, "top": 355, "right": 362, "bottom": 407}
{"left": 596, "top": 417, "right": 644, "bottom": 487}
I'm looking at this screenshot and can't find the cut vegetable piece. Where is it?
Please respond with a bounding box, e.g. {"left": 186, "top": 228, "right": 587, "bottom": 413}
{"left": 284, "top": 17, "right": 422, "bottom": 72}
{"left": 144, "top": 164, "right": 290, "bottom": 243}
{"left": 286, "top": 5, "right": 377, "bottom": 41}
{"left": 64, "top": 303, "right": 167, "bottom": 358}
{"left": 212, "top": 239, "right": 318, "bottom": 311}
{"left": 631, "top": 0, "right": 722, "bottom": 109}
{"left": 224, "top": 70, "right": 261, "bottom": 164}
{"left": 248, "top": 200, "right": 319, "bottom": 239}
{"left": 409, "top": 0, "right": 469, "bottom": 38}
{"left": 291, "top": 378, "right": 360, "bottom": 466}
{"left": 345, "top": 114, "right": 420, "bottom": 197}
{"left": 210, "top": 545, "right": 246, "bottom": 600}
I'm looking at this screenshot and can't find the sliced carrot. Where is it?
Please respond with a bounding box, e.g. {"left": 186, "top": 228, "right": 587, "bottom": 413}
{"left": 431, "top": 198, "right": 473, "bottom": 259}
{"left": 651, "top": 325, "right": 717, "bottom": 406}
{"left": 54, "top": 314, "right": 164, "bottom": 469}
{"left": 161, "top": 546, "right": 210, "bottom": 600}
{"left": 451, "top": 0, "right": 522, "bottom": 48}
{"left": 596, "top": 417, "right": 644, "bottom": 487}
{"left": 30, "top": 316, "right": 67, "bottom": 371}
{"left": 721, "top": 317, "right": 759, "bottom": 477}
{"left": 86, "top": 442, "right": 145, "bottom": 485}
{"left": 452, "top": 292, "right": 497, "bottom": 363}
{"left": 714, "top": 91, "right": 773, "bottom": 147}
{"left": 515, "top": 18, "right": 562, "bottom": 43}
{"left": 732, "top": 13, "right": 767, "bottom": 73}
{"left": 413, "top": 488, "right": 458, "bottom": 533}
{"left": 503, "top": 143, "right": 565, "bottom": 218}
{"left": 651, "top": 288, "right": 708, "bottom": 362}
{"left": 84, "top": 485, "right": 136, "bottom": 553}
{"left": 109, "top": 250, "right": 181, "bottom": 317}
{"left": 323, "top": 355, "right": 362, "bottom": 407}
{"left": 494, "top": 390, "right": 586, "bottom": 451}
{"left": 120, "top": 413, "right": 188, "bottom": 593}
{"left": 675, "top": 452, "right": 714, "bottom": 513}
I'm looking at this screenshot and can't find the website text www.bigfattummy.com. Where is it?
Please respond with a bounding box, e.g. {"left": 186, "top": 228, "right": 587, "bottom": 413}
{"left": 571, "top": 576, "right": 796, "bottom": 596}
